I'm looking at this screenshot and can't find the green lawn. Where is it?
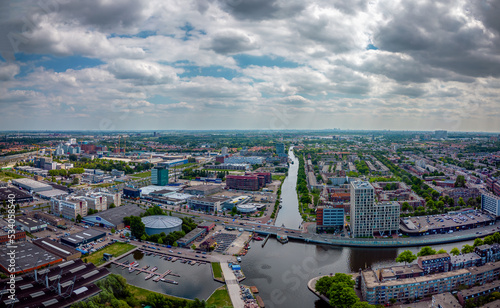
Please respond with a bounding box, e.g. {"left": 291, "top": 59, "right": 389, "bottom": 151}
{"left": 0, "top": 171, "right": 25, "bottom": 181}
{"left": 92, "top": 182, "right": 118, "bottom": 188}
{"left": 272, "top": 174, "right": 286, "bottom": 182}
{"left": 206, "top": 286, "right": 233, "bottom": 308}
{"left": 127, "top": 284, "right": 192, "bottom": 303}
{"left": 85, "top": 242, "right": 135, "bottom": 266}
{"left": 211, "top": 262, "right": 223, "bottom": 280}
{"left": 131, "top": 171, "right": 151, "bottom": 178}
{"left": 171, "top": 163, "right": 197, "bottom": 169}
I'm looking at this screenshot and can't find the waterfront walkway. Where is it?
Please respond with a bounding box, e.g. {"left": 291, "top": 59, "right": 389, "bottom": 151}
{"left": 243, "top": 222, "right": 499, "bottom": 248}
{"left": 221, "top": 262, "right": 245, "bottom": 308}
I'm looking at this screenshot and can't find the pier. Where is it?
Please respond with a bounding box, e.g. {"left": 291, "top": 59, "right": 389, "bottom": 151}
{"left": 111, "top": 261, "right": 179, "bottom": 284}
{"left": 261, "top": 234, "right": 271, "bottom": 248}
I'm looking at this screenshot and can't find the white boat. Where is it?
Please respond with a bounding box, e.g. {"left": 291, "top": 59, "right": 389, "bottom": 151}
{"left": 151, "top": 266, "right": 158, "bottom": 272}
{"left": 145, "top": 273, "right": 154, "bottom": 280}
{"left": 237, "top": 257, "right": 242, "bottom": 262}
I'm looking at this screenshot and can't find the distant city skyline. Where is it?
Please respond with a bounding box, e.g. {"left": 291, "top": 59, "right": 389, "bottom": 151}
{"left": 1, "top": 0, "right": 500, "bottom": 132}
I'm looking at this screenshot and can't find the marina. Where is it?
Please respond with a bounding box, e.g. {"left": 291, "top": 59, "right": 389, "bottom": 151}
{"left": 112, "top": 260, "right": 180, "bottom": 285}
{"left": 108, "top": 249, "right": 222, "bottom": 300}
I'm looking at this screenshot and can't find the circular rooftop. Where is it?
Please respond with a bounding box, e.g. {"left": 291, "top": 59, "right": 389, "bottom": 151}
{"left": 141, "top": 215, "right": 183, "bottom": 229}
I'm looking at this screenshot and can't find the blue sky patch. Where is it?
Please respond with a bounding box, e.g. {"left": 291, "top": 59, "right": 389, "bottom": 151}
{"left": 233, "top": 54, "right": 299, "bottom": 68}
{"left": 15, "top": 53, "right": 104, "bottom": 74}
{"left": 109, "top": 30, "right": 157, "bottom": 39}
{"left": 178, "top": 64, "right": 240, "bottom": 80}
{"left": 366, "top": 44, "right": 379, "bottom": 50}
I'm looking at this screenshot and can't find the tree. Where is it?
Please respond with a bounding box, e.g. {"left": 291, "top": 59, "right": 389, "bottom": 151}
{"left": 111, "top": 228, "right": 115, "bottom": 233}
{"left": 450, "top": 247, "right": 460, "bottom": 256}
{"left": 417, "top": 246, "right": 437, "bottom": 257}
{"left": 140, "top": 234, "right": 147, "bottom": 241}
{"left": 396, "top": 250, "right": 417, "bottom": 266}
{"left": 474, "top": 238, "right": 484, "bottom": 247}
{"left": 76, "top": 214, "right": 82, "bottom": 223}
{"left": 437, "top": 249, "right": 447, "bottom": 254}
{"left": 458, "top": 197, "right": 466, "bottom": 207}
{"left": 109, "top": 203, "right": 116, "bottom": 209}
{"left": 461, "top": 244, "right": 474, "bottom": 254}
{"left": 327, "top": 283, "right": 359, "bottom": 308}
{"left": 158, "top": 238, "right": 163, "bottom": 244}
{"left": 455, "top": 175, "right": 466, "bottom": 188}
{"left": 352, "top": 302, "right": 375, "bottom": 308}
{"left": 129, "top": 216, "right": 146, "bottom": 239}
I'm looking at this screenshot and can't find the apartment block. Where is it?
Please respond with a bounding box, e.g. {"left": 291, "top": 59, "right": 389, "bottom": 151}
{"left": 482, "top": 193, "right": 500, "bottom": 216}
{"left": 350, "top": 181, "right": 400, "bottom": 237}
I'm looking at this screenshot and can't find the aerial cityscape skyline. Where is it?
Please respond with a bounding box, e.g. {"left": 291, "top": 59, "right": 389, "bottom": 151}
{"left": 1, "top": 0, "right": 500, "bottom": 131}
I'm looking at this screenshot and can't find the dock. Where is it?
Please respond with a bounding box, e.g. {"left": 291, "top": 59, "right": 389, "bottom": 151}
{"left": 138, "top": 248, "right": 210, "bottom": 264}
{"left": 261, "top": 234, "right": 271, "bottom": 247}
{"left": 111, "top": 261, "right": 179, "bottom": 284}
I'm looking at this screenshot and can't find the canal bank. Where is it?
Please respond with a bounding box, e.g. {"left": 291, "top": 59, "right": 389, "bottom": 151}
{"left": 240, "top": 237, "right": 475, "bottom": 308}
{"left": 274, "top": 147, "right": 303, "bottom": 229}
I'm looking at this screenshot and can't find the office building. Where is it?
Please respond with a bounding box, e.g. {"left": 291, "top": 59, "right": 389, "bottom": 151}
{"left": 51, "top": 196, "right": 88, "bottom": 220}
{"left": 276, "top": 143, "right": 286, "bottom": 157}
{"left": 316, "top": 203, "right": 344, "bottom": 232}
{"left": 187, "top": 196, "right": 229, "bottom": 213}
{"left": 482, "top": 193, "right": 500, "bottom": 216}
{"left": 151, "top": 166, "right": 169, "bottom": 186}
{"left": 226, "top": 175, "right": 261, "bottom": 191}
{"left": 221, "top": 147, "right": 228, "bottom": 155}
{"left": 435, "top": 130, "right": 448, "bottom": 139}
{"left": 350, "top": 181, "right": 400, "bottom": 237}
{"left": 80, "top": 194, "right": 107, "bottom": 212}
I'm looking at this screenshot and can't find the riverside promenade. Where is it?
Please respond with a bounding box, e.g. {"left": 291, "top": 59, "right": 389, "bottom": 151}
{"left": 246, "top": 221, "right": 498, "bottom": 248}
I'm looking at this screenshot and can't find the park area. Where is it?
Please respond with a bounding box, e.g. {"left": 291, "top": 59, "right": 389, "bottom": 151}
{"left": 206, "top": 286, "right": 233, "bottom": 308}
{"left": 85, "top": 242, "right": 135, "bottom": 266}
{"left": 131, "top": 171, "right": 151, "bottom": 178}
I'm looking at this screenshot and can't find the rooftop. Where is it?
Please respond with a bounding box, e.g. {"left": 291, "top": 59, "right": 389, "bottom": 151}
{"left": 12, "top": 178, "right": 52, "bottom": 189}
{"left": 432, "top": 292, "right": 461, "bottom": 308}
{"left": 141, "top": 215, "right": 183, "bottom": 229}
{"left": 84, "top": 204, "right": 145, "bottom": 227}
{"left": 0, "top": 242, "right": 61, "bottom": 273}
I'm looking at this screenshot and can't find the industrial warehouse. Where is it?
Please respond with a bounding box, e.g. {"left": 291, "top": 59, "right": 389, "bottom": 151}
{"left": 0, "top": 259, "right": 109, "bottom": 308}
{"left": 82, "top": 203, "right": 145, "bottom": 229}
{"left": 33, "top": 238, "right": 82, "bottom": 261}
{"left": 0, "top": 242, "right": 62, "bottom": 275}
{"left": 60, "top": 229, "right": 106, "bottom": 247}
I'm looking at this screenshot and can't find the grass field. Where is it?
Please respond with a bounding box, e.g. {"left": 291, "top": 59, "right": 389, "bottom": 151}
{"left": 171, "top": 163, "right": 197, "bottom": 169}
{"left": 127, "top": 284, "right": 192, "bottom": 303}
{"left": 272, "top": 174, "right": 286, "bottom": 182}
{"left": 131, "top": 171, "right": 151, "bottom": 178}
{"left": 211, "top": 262, "right": 223, "bottom": 280}
{"left": 0, "top": 170, "right": 25, "bottom": 181}
{"left": 206, "top": 286, "right": 233, "bottom": 308}
{"left": 85, "top": 242, "right": 135, "bottom": 266}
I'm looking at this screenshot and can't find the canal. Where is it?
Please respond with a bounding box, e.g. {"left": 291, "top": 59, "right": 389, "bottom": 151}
{"left": 241, "top": 145, "right": 474, "bottom": 307}
{"left": 274, "top": 146, "right": 303, "bottom": 229}
{"left": 241, "top": 238, "right": 474, "bottom": 308}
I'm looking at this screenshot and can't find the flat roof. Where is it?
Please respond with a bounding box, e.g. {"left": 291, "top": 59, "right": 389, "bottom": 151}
{"left": 62, "top": 229, "right": 106, "bottom": 246}
{"left": 0, "top": 242, "right": 61, "bottom": 273}
{"left": 32, "top": 239, "right": 80, "bottom": 259}
{"left": 12, "top": 178, "right": 52, "bottom": 189}
{"left": 37, "top": 189, "right": 68, "bottom": 198}
{"left": 432, "top": 292, "right": 461, "bottom": 308}
{"left": 184, "top": 185, "right": 221, "bottom": 192}
{"left": 401, "top": 210, "right": 494, "bottom": 233}
{"left": 84, "top": 204, "right": 145, "bottom": 227}
{"left": 188, "top": 195, "right": 230, "bottom": 203}
{"left": 16, "top": 217, "right": 46, "bottom": 228}
{"left": 460, "top": 279, "right": 500, "bottom": 297}
{"left": 0, "top": 186, "right": 32, "bottom": 200}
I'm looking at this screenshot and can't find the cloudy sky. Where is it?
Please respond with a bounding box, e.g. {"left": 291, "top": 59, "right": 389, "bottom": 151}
{"left": 1, "top": 0, "right": 500, "bottom": 132}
